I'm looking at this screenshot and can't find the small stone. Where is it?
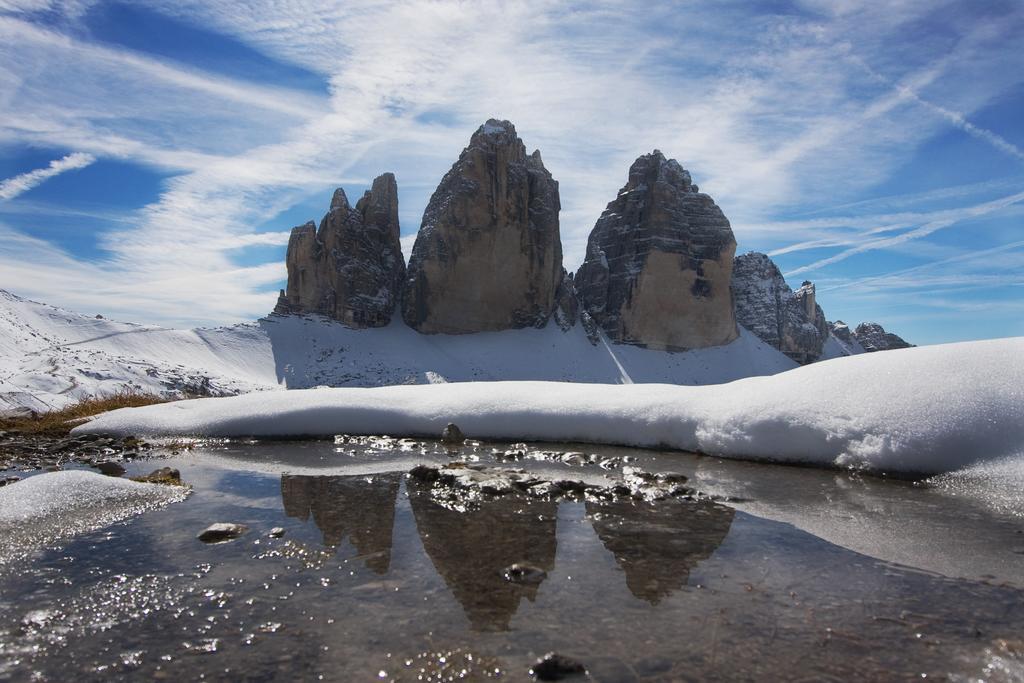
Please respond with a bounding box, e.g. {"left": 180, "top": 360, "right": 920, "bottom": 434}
{"left": 440, "top": 423, "right": 465, "bottom": 444}
{"left": 553, "top": 479, "right": 587, "bottom": 494}
{"left": 268, "top": 527, "right": 286, "bottom": 538}
{"left": 1, "top": 475, "right": 22, "bottom": 486}
{"left": 408, "top": 464, "right": 440, "bottom": 481}
{"left": 131, "top": 467, "right": 182, "bottom": 486}
{"left": 531, "top": 652, "right": 587, "bottom": 681}
{"left": 94, "top": 460, "right": 126, "bottom": 476}
{"left": 503, "top": 563, "right": 548, "bottom": 585}
{"left": 197, "top": 523, "right": 248, "bottom": 543}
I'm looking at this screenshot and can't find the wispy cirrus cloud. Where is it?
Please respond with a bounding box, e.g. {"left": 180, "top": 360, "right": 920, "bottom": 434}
{"left": 0, "top": 152, "right": 95, "bottom": 201}
{"left": 0, "top": 0, "right": 1021, "bottom": 333}
{"left": 783, "top": 190, "right": 1024, "bottom": 277}
{"left": 821, "top": 239, "right": 1024, "bottom": 294}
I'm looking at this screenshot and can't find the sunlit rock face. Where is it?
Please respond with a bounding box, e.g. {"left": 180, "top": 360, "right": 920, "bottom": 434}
{"left": 277, "top": 173, "right": 405, "bottom": 328}
{"left": 575, "top": 151, "right": 738, "bottom": 351}
{"left": 732, "top": 252, "right": 829, "bottom": 364}
{"left": 854, "top": 322, "right": 913, "bottom": 352}
{"left": 401, "top": 119, "right": 563, "bottom": 334}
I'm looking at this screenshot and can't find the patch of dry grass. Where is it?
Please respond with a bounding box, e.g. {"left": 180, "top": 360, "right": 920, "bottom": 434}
{"left": 0, "top": 389, "right": 168, "bottom": 437}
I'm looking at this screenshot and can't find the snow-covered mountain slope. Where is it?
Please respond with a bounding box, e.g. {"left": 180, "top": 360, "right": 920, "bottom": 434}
{"left": 77, "top": 337, "right": 1024, "bottom": 475}
{"left": 0, "top": 289, "right": 796, "bottom": 414}
{"left": 819, "top": 333, "right": 865, "bottom": 361}
{"left": 0, "top": 290, "right": 271, "bottom": 415}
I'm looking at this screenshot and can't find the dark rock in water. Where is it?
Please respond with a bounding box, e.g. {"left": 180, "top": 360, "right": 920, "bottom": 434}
{"left": 732, "top": 251, "right": 829, "bottom": 364}
{"left": 197, "top": 523, "right": 248, "bottom": 543}
{"left": 408, "top": 464, "right": 441, "bottom": 482}
{"left": 131, "top": 467, "right": 182, "bottom": 486}
{"left": 93, "top": 460, "right": 125, "bottom": 477}
{"left": 503, "top": 562, "right": 548, "bottom": 585}
{"left": 407, "top": 463, "right": 700, "bottom": 507}
{"left": 854, "top": 322, "right": 913, "bottom": 352}
{"left": 531, "top": 652, "right": 587, "bottom": 680}
{"left": 402, "top": 119, "right": 563, "bottom": 334}
{"left": 576, "top": 150, "right": 738, "bottom": 351}
{"left": 277, "top": 173, "right": 405, "bottom": 327}
{"left": 0, "top": 475, "right": 20, "bottom": 486}
{"left": 268, "top": 527, "right": 286, "bottom": 538}
{"left": 552, "top": 479, "right": 588, "bottom": 494}
{"left": 655, "top": 471, "right": 688, "bottom": 485}
{"left": 441, "top": 423, "right": 465, "bottom": 444}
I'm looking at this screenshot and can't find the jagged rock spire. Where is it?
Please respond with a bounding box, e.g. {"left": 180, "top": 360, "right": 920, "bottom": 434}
{"left": 575, "top": 151, "right": 738, "bottom": 351}
{"left": 731, "top": 252, "right": 829, "bottom": 364}
{"left": 401, "top": 119, "right": 563, "bottom": 334}
{"left": 279, "top": 172, "right": 405, "bottom": 328}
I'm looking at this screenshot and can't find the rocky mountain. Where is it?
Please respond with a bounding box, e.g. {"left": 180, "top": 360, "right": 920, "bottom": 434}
{"left": 825, "top": 320, "right": 866, "bottom": 356}
{"left": 276, "top": 173, "right": 405, "bottom": 328}
{"left": 575, "top": 150, "right": 738, "bottom": 351}
{"left": 271, "top": 121, "right": 908, "bottom": 364}
{"left": 853, "top": 322, "right": 914, "bottom": 352}
{"left": 732, "top": 252, "right": 915, "bottom": 362}
{"left": 401, "top": 119, "right": 563, "bottom": 334}
{"left": 732, "top": 252, "right": 829, "bottom": 364}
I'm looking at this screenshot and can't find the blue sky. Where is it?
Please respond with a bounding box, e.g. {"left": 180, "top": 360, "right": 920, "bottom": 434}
{"left": 0, "top": 0, "right": 1021, "bottom": 344}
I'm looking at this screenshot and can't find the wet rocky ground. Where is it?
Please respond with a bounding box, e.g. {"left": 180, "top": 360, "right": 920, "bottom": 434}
{"left": 2, "top": 435, "right": 1024, "bottom": 681}
{"left": 0, "top": 429, "right": 156, "bottom": 476}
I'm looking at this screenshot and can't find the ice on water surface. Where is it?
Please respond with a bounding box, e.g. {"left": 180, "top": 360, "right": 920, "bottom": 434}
{"left": 0, "top": 470, "right": 189, "bottom": 568}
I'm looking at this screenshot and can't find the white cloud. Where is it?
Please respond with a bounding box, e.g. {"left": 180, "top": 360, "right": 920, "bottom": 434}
{"left": 821, "top": 239, "right": 1024, "bottom": 294}
{"left": 0, "top": 152, "right": 95, "bottom": 201}
{"left": 0, "top": 0, "right": 1021, "bottom": 327}
{"left": 783, "top": 190, "right": 1024, "bottom": 277}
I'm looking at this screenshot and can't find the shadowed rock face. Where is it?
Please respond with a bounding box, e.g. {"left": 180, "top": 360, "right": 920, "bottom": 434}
{"left": 854, "top": 322, "right": 913, "bottom": 352}
{"left": 280, "top": 473, "right": 401, "bottom": 573}
{"left": 277, "top": 173, "right": 405, "bottom": 328}
{"left": 732, "top": 252, "right": 829, "bottom": 364}
{"left": 586, "top": 498, "right": 734, "bottom": 604}
{"left": 552, "top": 269, "right": 579, "bottom": 332}
{"left": 401, "top": 119, "right": 563, "bottom": 334}
{"left": 575, "top": 151, "right": 738, "bottom": 351}
{"left": 830, "top": 320, "right": 855, "bottom": 345}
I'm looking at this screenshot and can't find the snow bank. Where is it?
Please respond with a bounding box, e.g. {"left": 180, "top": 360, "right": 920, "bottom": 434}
{"left": 0, "top": 471, "right": 189, "bottom": 568}
{"left": 74, "top": 337, "right": 1024, "bottom": 475}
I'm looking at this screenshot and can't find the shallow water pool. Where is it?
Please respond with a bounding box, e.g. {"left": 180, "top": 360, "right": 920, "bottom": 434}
{"left": 2, "top": 438, "right": 1023, "bottom": 681}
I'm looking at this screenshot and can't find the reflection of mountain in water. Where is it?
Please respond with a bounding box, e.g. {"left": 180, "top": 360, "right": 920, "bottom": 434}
{"left": 280, "top": 473, "right": 401, "bottom": 573}
{"left": 407, "top": 480, "right": 558, "bottom": 631}
{"left": 586, "top": 498, "right": 734, "bottom": 604}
